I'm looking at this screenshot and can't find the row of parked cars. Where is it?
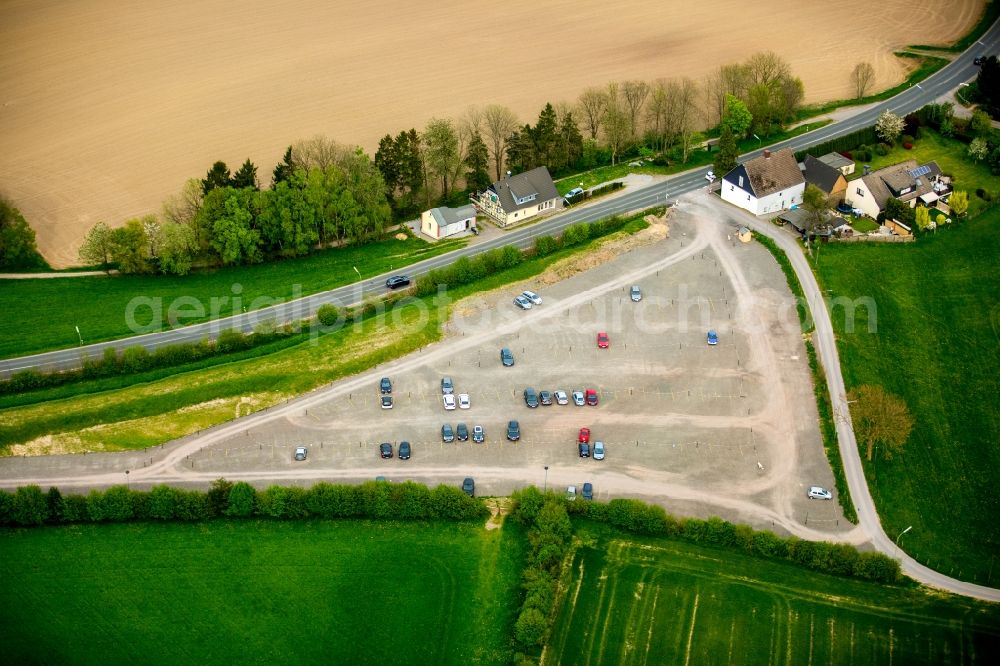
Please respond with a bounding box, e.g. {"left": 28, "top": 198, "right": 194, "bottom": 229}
{"left": 524, "top": 388, "right": 598, "bottom": 407}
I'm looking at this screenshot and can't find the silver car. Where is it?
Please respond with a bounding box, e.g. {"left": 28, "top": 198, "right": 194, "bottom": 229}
{"left": 807, "top": 486, "right": 832, "bottom": 500}
{"left": 630, "top": 286, "right": 642, "bottom": 302}
{"left": 522, "top": 290, "right": 543, "bottom": 305}
{"left": 294, "top": 446, "right": 307, "bottom": 461}
{"left": 513, "top": 295, "right": 532, "bottom": 310}
{"left": 572, "top": 390, "right": 585, "bottom": 406}
{"left": 593, "top": 441, "right": 605, "bottom": 460}
{"left": 554, "top": 390, "right": 569, "bottom": 405}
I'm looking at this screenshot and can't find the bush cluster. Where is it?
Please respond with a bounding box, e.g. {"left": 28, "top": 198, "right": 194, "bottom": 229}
{"left": 0, "top": 479, "right": 487, "bottom": 527}
{"left": 552, "top": 494, "right": 902, "bottom": 585}
{"left": 509, "top": 487, "right": 572, "bottom": 657}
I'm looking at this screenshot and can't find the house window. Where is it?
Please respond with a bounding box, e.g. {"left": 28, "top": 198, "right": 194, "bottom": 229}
{"left": 738, "top": 176, "right": 744, "bottom": 188}
{"left": 856, "top": 188, "right": 864, "bottom": 197}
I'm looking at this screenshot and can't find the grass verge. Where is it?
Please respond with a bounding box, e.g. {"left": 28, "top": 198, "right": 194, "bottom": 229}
{"left": 753, "top": 234, "right": 856, "bottom": 523}
{"left": 547, "top": 523, "right": 1000, "bottom": 665}
{"left": 813, "top": 207, "right": 1000, "bottom": 585}
{"left": 0, "top": 519, "right": 526, "bottom": 665}
{"left": 0, "top": 234, "right": 466, "bottom": 360}
{"left": 0, "top": 216, "right": 650, "bottom": 453}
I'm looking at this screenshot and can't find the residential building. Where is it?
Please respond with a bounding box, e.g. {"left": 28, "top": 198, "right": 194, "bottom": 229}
{"left": 844, "top": 160, "right": 949, "bottom": 220}
{"left": 420, "top": 204, "right": 476, "bottom": 240}
{"left": 473, "top": 166, "right": 562, "bottom": 227}
{"left": 720, "top": 148, "right": 805, "bottom": 216}
{"left": 817, "top": 152, "right": 856, "bottom": 176}
{"left": 800, "top": 154, "right": 848, "bottom": 204}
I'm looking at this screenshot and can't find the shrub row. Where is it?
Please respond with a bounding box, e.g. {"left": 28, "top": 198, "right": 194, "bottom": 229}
{"left": 508, "top": 487, "right": 573, "bottom": 659}
{"left": 795, "top": 125, "right": 879, "bottom": 162}
{"left": 550, "top": 495, "right": 902, "bottom": 585}
{"left": 0, "top": 479, "right": 488, "bottom": 526}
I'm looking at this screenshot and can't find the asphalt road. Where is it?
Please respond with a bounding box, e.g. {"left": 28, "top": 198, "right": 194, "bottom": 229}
{"left": 3, "top": 20, "right": 998, "bottom": 378}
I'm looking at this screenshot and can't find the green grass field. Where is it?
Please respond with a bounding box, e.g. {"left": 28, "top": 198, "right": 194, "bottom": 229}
{"left": 549, "top": 525, "right": 1000, "bottom": 665}
{"left": 0, "top": 234, "right": 464, "bottom": 360}
{"left": 0, "top": 519, "right": 525, "bottom": 665}
{"left": 814, "top": 208, "right": 1000, "bottom": 586}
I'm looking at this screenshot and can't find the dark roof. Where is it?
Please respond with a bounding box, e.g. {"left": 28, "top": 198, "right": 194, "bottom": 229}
{"left": 801, "top": 155, "right": 845, "bottom": 194}
{"left": 488, "top": 166, "right": 560, "bottom": 213}
{"left": 817, "top": 152, "right": 854, "bottom": 169}
{"left": 742, "top": 148, "right": 804, "bottom": 198}
{"left": 860, "top": 160, "right": 943, "bottom": 210}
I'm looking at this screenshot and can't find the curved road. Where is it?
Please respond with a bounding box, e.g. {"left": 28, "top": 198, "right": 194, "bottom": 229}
{"left": 3, "top": 19, "right": 998, "bottom": 378}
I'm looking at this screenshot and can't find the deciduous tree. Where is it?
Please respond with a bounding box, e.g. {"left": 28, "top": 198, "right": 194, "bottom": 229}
{"left": 110, "top": 217, "right": 151, "bottom": 274}
{"left": 914, "top": 205, "right": 932, "bottom": 231}
{"left": 969, "top": 137, "right": 989, "bottom": 163}
{"left": 0, "top": 195, "right": 44, "bottom": 270}
{"left": 948, "top": 190, "right": 969, "bottom": 217}
{"left": 423, "top": 118, "right": 460, "bottom": 200}
{"left": 78, "top": 221, "right": 115, "bottom": 272}
{"left": 722, "top": 94, "right": 753, "bottom": 138}
{"left": 602, "top": 83, "right": 631, "bottom": 166}
{"left": 801, "top": 184, "right": 832, "bottom": 234}
{"left": 875, "top": 110, "right": 905, "bottom": 144}
{"left": 969, "top": 109, "right": 993, "bottom": 136}
{"left": 577, "top": 87, "right": 608, "bottom": 140}
{"left": 851, "top": 62, "right": 876, "bottom": 99}
{"left": 464, "top": 130, "right": 491, "bottom": 192}
{"left": 158, "top": 222, "right": 196, "bottom": 275}
{"left": 714, "top": 124, "right": 739, "bottom": 178}
{"left": 848, "top": 384, "right": 914, "bottom": 461}
{"left": 482, "top": 104, "right": 519, "bottom": 181}
{"left": 621, "top": 79, "right": 650, "bottom": 138}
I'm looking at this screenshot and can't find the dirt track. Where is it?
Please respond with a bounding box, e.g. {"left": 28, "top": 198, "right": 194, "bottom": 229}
{"left": 0, "top": 0, "right": 984, "bottom": 267}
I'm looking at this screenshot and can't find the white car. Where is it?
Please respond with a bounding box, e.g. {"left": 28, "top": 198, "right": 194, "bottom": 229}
{"left": 572, "top": 390, "right": 585, "bottom": 406}
{"left": 807, "top": 486, "right": 833, "bottom": 500}
{"left": 521, "top": 290, "right": 542, "bottom": 306}
{"left": 513, "top": 295, "right": 532, "bottom": 310}
{"left": 458, "top": 393, "right": 470, "bottom": 409}
{"left": 593, "top": 441, "right": 605, "bottom": 460}
{"left": 554, "top": 390, "right": 569, "bottom": 405}
{"left": 380, "top": 395, "right": 393, "bottom": 409}
{"left": 443, "top": 394, "right": 456, "bottom": 410}
{"left": 705, "top": 170, "right": 716, "bottom": 182}
{"left": 566, "top": 485, "right": 577, "bottom": 501}
{"left": 294, "top": 446, "right": 308, "bottom": 461}
{"left": 630, "top": 286, "right": 642, "bottom": 302}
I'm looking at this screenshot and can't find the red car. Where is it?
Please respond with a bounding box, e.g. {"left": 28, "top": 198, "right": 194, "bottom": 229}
{"left": 597, "top": 332, "right": 610, "bottom": 348}
{"left": 585, "top": 389, "right": 599, "bottom": 406}
{"left": 578, "top": 427, "right": 591, "bottom": 443}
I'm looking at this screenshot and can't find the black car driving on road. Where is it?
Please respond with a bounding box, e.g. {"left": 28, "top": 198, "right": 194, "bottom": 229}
{"left": 385, "top": 275, "right": 411, "bottom": 289}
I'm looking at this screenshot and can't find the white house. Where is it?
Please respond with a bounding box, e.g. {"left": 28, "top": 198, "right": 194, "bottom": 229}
{"left": 844, "top": 160, "right": 948, "bottom": 220}
{"left": 720, "top": 148, "right": 805, "bottom": 216}
{"left": 474, "top": 166, "right": 562, "bottom": 227}
{"left": 420, "top": 204, "right": 476, "bottom": 239}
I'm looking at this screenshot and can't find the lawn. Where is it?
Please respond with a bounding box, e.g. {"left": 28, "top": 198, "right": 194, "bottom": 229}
{"left": 813, "top": 207, "right": 1000, "bottom": 586}
{"left": 847, "top": 129, "right": 1000, "bottom": 217}
{"left": 0, "top": 519, "right": 526, "bottom": 665}
{"left": 548, "top": 525, "right": 1000, "bottom": 665}
{"left": 0, "top": 234, "right": 465, "bottom": 360}
{"left": 0, "top": 219, "right": 648, "bottom": 453}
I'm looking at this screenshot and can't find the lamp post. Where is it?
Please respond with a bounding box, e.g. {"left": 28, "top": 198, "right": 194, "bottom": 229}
{"left": 353, "top": 266, "right": 361, "bottom": 281}
{"left": 125, "top": 469, "right": 130, "bottom": 490}
{"left": 543, "top": 466, "right": 549, "bottom": 492}
{"left": 75, "top": 325, "right": 83, "bottom": 346}
{"left": 896, "top": 525, "right": 912, "bottom": 556}
{"left": 753, "top": 133, "right": 762, "bottom": 150}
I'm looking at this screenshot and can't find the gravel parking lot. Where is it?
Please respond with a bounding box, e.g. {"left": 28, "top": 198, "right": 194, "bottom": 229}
{"left": 0, "top": 193, "right": 855, "bottom": 539}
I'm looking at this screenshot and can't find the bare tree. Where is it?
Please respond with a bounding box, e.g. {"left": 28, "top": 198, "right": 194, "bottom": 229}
{"left": 646, "top": 80, "right": 669, "bottom": 151}
{"left": 621, "top": 80, "right": 650, "bottom": 138}
{"left": 848, "top": 384, "right": 914, "bottom": 462}
{"left": 664, "top": 78, "right": 702, "bottom": 162}
{"left": 162, "top": 178, "right": 203, "bottom": 227}
{"left": 745, "top": 51, "right": 791, "bottom": 88}
{"left": 851, "top": 62, "right": 876, "bottom": 99}
{"left": 705, "top": 63, "right": 749, "bottom": 126}
{"left": 577, "top": 87, "right": 608, "bottom": 140}
{"left": 603, "top": 83, "right": 630, "bottom": 165}
{"left": 292, "top": 135, "right": 351, "bottom": 171}
{"left": 482, "top": 104, "right": 519, "bottom": 181}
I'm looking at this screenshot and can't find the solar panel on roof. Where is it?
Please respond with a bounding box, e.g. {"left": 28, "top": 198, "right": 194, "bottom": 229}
{"left": 909, "top": 165, "right": 931, "bottom": 178}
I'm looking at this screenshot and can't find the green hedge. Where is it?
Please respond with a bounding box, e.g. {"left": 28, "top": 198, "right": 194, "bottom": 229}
{"left": 0, "top": 479, "right": 488, "bottom": 526}
{"left": 509, "top": 487, "right": 901, "bottom": 586}
{"left": 794, "top": 126, "right": 879, "bottom": 162}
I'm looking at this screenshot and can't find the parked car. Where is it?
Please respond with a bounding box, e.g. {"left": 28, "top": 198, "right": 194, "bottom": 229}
{"left": 524, "top": 387, "right": 539, "bottom": 408}
{"left": 456, "top": 423, "right": 469, "bottom": 441}
{"left": 572, "top": 390, "right": 585, "bottom": 406}
{"left": 578, "top": 442, "right": 590, "bottom": 457}
{"left": 380, "top": 442, "right": 393, "bottom": 459}
{"left": 443, "top": 394, "right": 456, "bottom": 410}
{"left": 585, "top": 389, "right": 599, "bottom": 406}
{"left": 836, "top": 202, "right": 854, "bottom": 215}
{"left": 974, "top": 55, "right": 986, "bottom": 65}
{"left": 506, "top": 420, "right": 521, "bottom": 441}
{"left": 500, "top": 348, "right": 514, "bottom": 367}
{"left": 582, "top": 482, "right": 594, "bottom": 501}
{"left": 566, "top": 187, "right": 584, "bottom": 199}
{"left": 441, "top": 376, "right": 454, "bottom": 394}
{"left": 380, "top": 377, "right": 392, "bottom": 394}
{"left": 381, "top": 395, "right": 393, "bottom": 409}
{"left": 399, "top": 441, "right": 411, "bottom": 460}
{"left": 705, "top": 170, "right": 716, "bottom": 182}
{"left": 294, "top": 446, "right": 308, "bottom": 461}
{"left": 522, "top": 290, "right": 543, "bottom": 305}
{"left": 462, "top": 477, "right": 475, "bottom": 497}
{"left": 578, "top": 427, "right": 591, "bottom": 443}
{"left": 385, "top": 275, "right": 411, "bottom": 289}
{"left": 593, "top": 441, "right": 605, "bottom": 461}
{"left": 539, "top": 390, "right": 553, "bottom": 406}
{"left": 566, "top": 485, "right": 577, "bottom": 501}
{"left": 554, "top": 390, "right": 569, "bottom": 405}
{"left": 458, "top": 393, "right": 471, "bottom": 409}
{"left": 597, "top": 332, "right": 610, "bottom": 348}
{"left": 630, "top": 286, "right": 642, "bottom": 302}
{"left": 807, "top": 486, "right": 833, "bottom": 500}
{"left": 441, "top": 424, "right": 455, "bottom": 443}
{"left": 472, "top": 425, "right": 485, "bottom": 443}
{"left": 707, "top": 330, "right": 719, "bottom": 346}
{"left": 514, "top": 295, "right": 533, "bottom": 310}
